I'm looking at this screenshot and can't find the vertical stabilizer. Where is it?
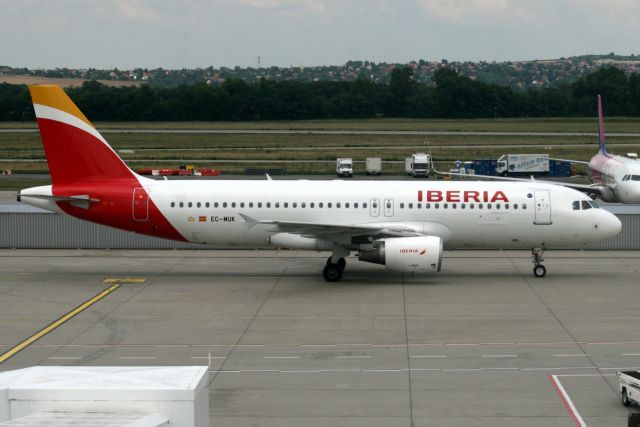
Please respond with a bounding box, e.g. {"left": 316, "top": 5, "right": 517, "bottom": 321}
{"left": 29, "top": 85, "right": 136, "bottom": 185}
{"left": 597, "top": 94, "right": 607, "bottom": 154}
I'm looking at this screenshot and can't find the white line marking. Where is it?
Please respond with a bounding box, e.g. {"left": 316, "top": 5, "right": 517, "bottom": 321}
{"left": 552, "top": 354, "right": 589, "bottom": 357}
{"left": 118, "top": 356, "right": 156, "bottom": 359}
{"left": 443, "top": 368, "right": 481, "bottom": 372}
{"left": 190, "top": 356, "right": 227, "bottom": 359}
{"left": 482, "top": 354, "right": 518, "bottom": 358}
{"left": 336, "top": 355, "right": 372, "bottom": 359}
{"left": 280, "top": 370, "right": 320, "bottom": 373}
{"left": 263, "top": 356, "right": 301, "bottom": 359}
{"left": 410, "top": 355, "right": 448, "bottom": 358}
{"left": 622, "top": 354, "right": 640, "bottom": 356}
{"left": 362, "top": 369, "right": 402, "bottom": 372}
{"left": 550, "top": 374, "right": 587, "bottom": 427}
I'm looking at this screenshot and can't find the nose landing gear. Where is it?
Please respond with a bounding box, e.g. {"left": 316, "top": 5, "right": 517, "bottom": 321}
{"left": 531, "top": 248, "right": 546, "bottom": 278}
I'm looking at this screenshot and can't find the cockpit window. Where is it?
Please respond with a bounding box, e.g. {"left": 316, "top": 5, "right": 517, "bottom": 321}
{"left": 631, "top": 175, "right": 640, "bottom": 181}
{"left": 581, "top": 200, "right": 592, "bottom": 210}
{"left": 572, "top": 201, "right": 580, "bottom": 210}
{"left": 588, "top": 201, "right": 600, "bottom": 208}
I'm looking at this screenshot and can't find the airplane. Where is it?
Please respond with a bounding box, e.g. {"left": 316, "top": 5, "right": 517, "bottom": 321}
{"left": 446, "top": 95, "right": 640, "bottom": 204}
{"left": 18, "top": 85, "right": 621, "bottom": 281}
{"left": 574, "top": 95, "right": 640, "bottom": 204}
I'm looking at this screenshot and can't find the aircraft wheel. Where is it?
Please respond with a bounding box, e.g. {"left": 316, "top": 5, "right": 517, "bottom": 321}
{"left": 323, "top": 264, "right": 343, "bottom": 282}
{"left": 337, "top": 258, "right": 346, "bottom": 271}
{"left": 622, "top": 388, "right": 632, "bottom": 407}
{"left": 533, "top": 264, "right": 546, "bottom": 278}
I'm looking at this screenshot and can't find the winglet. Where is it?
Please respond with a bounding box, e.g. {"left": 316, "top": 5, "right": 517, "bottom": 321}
{"left": 597, "top": 94, "right": 607, "bottom": 154}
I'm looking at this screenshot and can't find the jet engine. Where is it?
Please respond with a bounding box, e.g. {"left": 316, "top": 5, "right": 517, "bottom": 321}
{"left": 358, "top": 236, "right": 443, "bottom": 274}
{"left": 598, "top": 186, "right": 618, "bottom": 203}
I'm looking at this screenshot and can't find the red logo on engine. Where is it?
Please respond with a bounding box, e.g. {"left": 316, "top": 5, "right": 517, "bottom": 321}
{"left": 400, "top": 248, "right": 428, "bottom": 255}
{"left": 419, "top": 249, "right": 426, "bottom": 255}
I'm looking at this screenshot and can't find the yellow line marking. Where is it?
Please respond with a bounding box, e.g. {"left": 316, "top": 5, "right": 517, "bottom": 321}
{"left": 0, "top": 284, "right": 120, "bottom": 364}
{"left": 102, "top": 278, "right": 147, "bottom": 284}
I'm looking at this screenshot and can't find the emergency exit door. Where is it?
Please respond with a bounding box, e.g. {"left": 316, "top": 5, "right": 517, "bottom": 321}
{"left": 533, "top": 190, "right": 552, "bottom": 225}
{"left": 132, "top": 187, "right": 150, "bottom": 221}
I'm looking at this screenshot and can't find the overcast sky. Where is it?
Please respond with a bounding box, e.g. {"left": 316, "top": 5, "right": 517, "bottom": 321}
{"left": 1, "top": 0, "right": 639, "bottom": 69}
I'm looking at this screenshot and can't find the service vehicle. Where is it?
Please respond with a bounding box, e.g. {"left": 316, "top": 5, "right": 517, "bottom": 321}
{"left": 336, "top": 158, "right": 353, "bottom": 178}
{"left": 408, "top": 153, "right": 430, "bottom": 177}
{"left": 365, "top": 157, "right": 382, "bottom": 175}
{"left": 617, "top": 371, "right": 640, "bottom": 406}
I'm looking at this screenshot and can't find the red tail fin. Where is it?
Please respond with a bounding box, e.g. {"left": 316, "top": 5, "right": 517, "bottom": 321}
{"left": 29, "top": 85, "right": 135, "bottom": 185}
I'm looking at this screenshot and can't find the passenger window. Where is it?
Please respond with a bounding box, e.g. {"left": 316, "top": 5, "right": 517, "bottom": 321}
{"left": 469, "top": 204, "right": 474, "bottom": 209}
{"left": 581, "top": 200, "right": 592, "bottom": 210}
{"left": 386, "top": 202, "right": 391, "bottom": 209}
{"left": 572, "top": 201, "right": 580, "bottom": 210}
{"left": 249, "top": 202, "right": 253, "bottom": 208}
{"left": 275, "top": 202, "right": 280, "bottom": 208}
{"left": 452, "top": 204, "right": 457, "bottom": 209}
{"left": 354, "top": 203, "right": 358, "bottom": 208}
{"left": 258, "top": 202, "right": 262, "bottom": 208}
{"left": 188, "top": 202, "right": 193, "bottom": 208}
{"left": 206, "top": 202, "right": 210, "bottom": 208}
{"left": 400, "top": 203, "right": 405, "bottom": 209}
{"left": 284, "top": 202, "right": 288, "bottom": 208}
{"left": 487, "top": 203, "right": 492, "bottom": 209}
{"left": 409, "top": 203, "right": 413, "bottom": 209}
{"left": 328, "top": 202, "right": 332, "bottom": 208}
{"left": 496, "top": 204, "right": 500, "bottom": 210}
{"left": 171, "top": 202, "right": 175, "bottom": 208}
{"left": 240, "top": 202, "right": 244, "bottom": 208}
{"left": 443, "top": 203, "right": 448, "bottom": 209}
{"left": 514, "top": 203, "right": 518, "bottom": 209}
{"left": 522, "top": 204, "right": 527, "bottom": 209}
{"left": 302, "top": 202, "right": 306, "bottom": 208}
{"left": 461, "top": 203, "right": 465, "bottom": 209}
{"left": 214, "top": 202, "right": 218, "bottom": 208}
{"left": 222, "top": 202, "right": 227, "bottom": 208}
{"left": 232, "top": 202, "right": 236, "bottom": 208}
{"left": 293, "top": 202, "right": 297, "bottom": 208}
{"left": 345, "top": 203, "right": 349, "bottom": 208}
{"left": 336, "top": 202, "right": 341, "bottom": 208}
{"left": 371, "top": 202, "right": 376, "bottom": 208}
{"left": 267, "top": 202, "right": 271, "bottom": 208}
{"left": 363, "top": 202, "right": 367, "bottom": 208}
{"left": 478, "top": 203, "right": 483, "bottom": 209}
{"left": 417, "top": 203, "right": 422, "bottom": 209}
{"left": 197, "top": 202, "right": 201, "bottom": 208}
{"left": 505, "top": 204, "right": 509, "bottom": 209}
{"left": 319, "top": 202, "right": 324, "bottom": 208}
{"left": 426, "top": 203, "right": 431, "bottom": 209}
{"left": 435, "top": 203, "right": 439, "bottom": 209}
{"left": 311, "top": 202, "right": 315, "bottom": 208}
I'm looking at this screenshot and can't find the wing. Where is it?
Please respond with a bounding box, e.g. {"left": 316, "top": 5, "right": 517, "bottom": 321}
{"left": 238, "top": 214, "right": 423, "bottom": 239}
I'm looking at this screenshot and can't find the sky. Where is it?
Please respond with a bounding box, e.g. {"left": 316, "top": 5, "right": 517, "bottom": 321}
{"left": 1, "top": 0, "right": 639, "bottom": 69}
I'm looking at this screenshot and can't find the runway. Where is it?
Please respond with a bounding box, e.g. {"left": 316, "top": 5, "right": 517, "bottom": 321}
{"left": 1, "top": 249, "right": 639, "bottom": 426}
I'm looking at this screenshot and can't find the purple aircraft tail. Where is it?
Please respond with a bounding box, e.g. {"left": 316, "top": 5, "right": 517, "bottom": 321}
{"left": 597, "top": 94, "right": 607, "bottom": 154}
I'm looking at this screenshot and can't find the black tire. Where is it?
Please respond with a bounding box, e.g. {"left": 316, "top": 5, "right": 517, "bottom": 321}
{"left": 622, "top": 388, "right": 631, "bottom": 407}
{"left": 337, "top": 258, "right": 346, "bottom": 271}
{"left": 533, "top": 264, "right": 546, "bottom": 278}
{"left": 323, "top": 264, "right": 342, "bottom": 282}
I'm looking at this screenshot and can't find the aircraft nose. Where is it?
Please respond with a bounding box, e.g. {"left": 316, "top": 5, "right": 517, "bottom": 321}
{"left": 600, "top": 212, "right": 622, "bottom": 237}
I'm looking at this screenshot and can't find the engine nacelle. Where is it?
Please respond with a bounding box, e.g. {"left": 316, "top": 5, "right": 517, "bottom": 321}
{"left": 359, "top": 236, "right": 443, "bottom": 274}
{"left": 598, "top": 186, "right": 618, "bottom": 203}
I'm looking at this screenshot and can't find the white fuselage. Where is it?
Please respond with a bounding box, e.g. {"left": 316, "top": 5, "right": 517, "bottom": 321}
{"left": 137, "top": 178, "right": 619, "bottom": 249}
{"left": 589, "top": 153, "right": 640, "bottom": 203}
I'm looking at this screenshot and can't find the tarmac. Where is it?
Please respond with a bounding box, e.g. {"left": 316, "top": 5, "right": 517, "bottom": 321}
{"left": 1, "top": 249, "right": 640, "bottom": 426}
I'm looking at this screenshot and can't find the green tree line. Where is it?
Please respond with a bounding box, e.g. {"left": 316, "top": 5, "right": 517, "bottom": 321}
{"left": 1, "top": 66, "right": 639, "bottom": 121}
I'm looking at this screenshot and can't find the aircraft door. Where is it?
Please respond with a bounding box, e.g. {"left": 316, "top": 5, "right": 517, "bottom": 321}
{"left": 370, "top": 198, "right": 380, "bottom": 217}
{"left": 132, "top": 187, "right": 150, "bottom": 222}
{"left": 384, "top": 198, "right": 394, "bottom": 217}
{"left": 533, "top": 190, "right": 552, "bottom": 225}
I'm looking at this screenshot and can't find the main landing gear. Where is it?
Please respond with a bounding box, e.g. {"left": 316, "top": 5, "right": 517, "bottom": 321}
{"left": 323, "top": 256, "right": 346, "bottom": 282}
{"left": 531, "top": 248, "right": 546, "bottom": 278}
